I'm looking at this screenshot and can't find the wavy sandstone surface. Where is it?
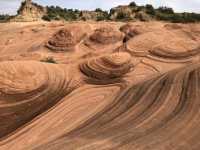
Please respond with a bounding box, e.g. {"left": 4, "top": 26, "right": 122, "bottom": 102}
{"left": 0, "top": 21, "right": 200, "bottom": 150}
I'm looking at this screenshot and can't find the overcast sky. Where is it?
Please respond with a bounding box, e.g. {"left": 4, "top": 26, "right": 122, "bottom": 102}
{"left": 0, "top": 0, "right": 200, "bottom": 15}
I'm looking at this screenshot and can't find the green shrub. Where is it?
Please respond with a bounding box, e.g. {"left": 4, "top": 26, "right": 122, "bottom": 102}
{"left": 41, "top": 3, "right": 200, "bottom": 23}
{"left": 136, "top": 6, "right": 145, "bottom": 12}
{"left": 116, "top": 12, "right": 131, "bottom": 20}
{"left": 129, "top": 2, "right": 137, "bottom": 7}
{"left": 172, "top": 14, "right": 186, "bottom": 23}
{"left": 41, "top": 57, "right": 57, "bottom": 64}
{"left": 157, "top": 6, "right": 174, "bottom": 14}
{"left": 44, "top": 6, "right": 79, "bottom": 21}
{"left": 95, "top": 8, "right": 103, "bottom": 12}
{"left": 81, "top": 17, "right": 87, "bottom": 21}
{"left": 42, "top": 15, "right": 51, "bottom": 21}
{"left": 145, "top": 4, "right": 155, "bottom": 15}
{"left": 96, "top": 16, "right": 105, "bottom": 21}
{"left": 0, "top": 14, "right": 10, "bottom": 22}
{"left": 181, "top": 13, "right": 200, "bottom": 23}
{"left": 156, "top": 11, "right": 200, "bottom": 23}
{"left": 97, "top": 10, "right": 109, "bottom": 21}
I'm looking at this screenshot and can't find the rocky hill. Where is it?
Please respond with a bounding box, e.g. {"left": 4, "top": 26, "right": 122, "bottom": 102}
{"left": 110, "top": 4, "right": 151, "bottom": 21}
{"left": 4, "top": 1, "right": 200, "bottom": 23}
{"left": 10, "top": 0, "right": 46, "bottom": 22}
{"left": 79, "top": 10, "right": 108, "bottom": 21}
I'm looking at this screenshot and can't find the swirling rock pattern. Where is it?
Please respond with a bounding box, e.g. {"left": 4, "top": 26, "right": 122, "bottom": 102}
{"left": 46, "top": 26, "right": 87, "bottom": 51}
{"left": 126, "top": 29, "right": 200, "bottom": 62}
{"left": 2, "top": 63, "right": 200, "bottom": 150}
{"left": 79, "top": 52, "right": 133, "bottom": 80}
{"left": 120, "top": 23, "right": 140, "bottom": 42}
{"left": 126, "top": 31, "right": 165, "bottom": 56}
{"left": 90, "top": 27, "right": 123, "bottom": 44}
{"left": 84, "top": 26, "right": 124, "bottom": 50}
{"left": 0, "top": 61, "right": 77, "bottom": 138}
{"left": 0, "top": 21, "right": 200, "bottom": 150}
{"left": 32, "top": 63, "right": 200, "bottom": 150}
{"left": 150, "top": 39, "right": 200, "bottom": 59}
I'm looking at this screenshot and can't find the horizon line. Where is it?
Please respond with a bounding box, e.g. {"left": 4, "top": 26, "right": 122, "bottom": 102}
{"left": 0, "top": 0, "right": 200, "bottom": 15}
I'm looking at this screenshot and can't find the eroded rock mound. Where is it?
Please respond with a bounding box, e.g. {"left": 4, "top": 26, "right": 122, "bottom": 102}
{"left": 84, "top": 26, "right": 124, "bottom": 50}
{"left": 0, "top": 61, "right": 77, "bottom": 138}
{"left": 46, "top": 26, "right": 87, "bottom": 51}
{"left": 90, "top": 27, "right": 123, "bottom": 44}
{"left": 79, "top": 52, "right": 133, "bottom": 80}
{"left": 127, "top": 32, "right": 164, "bottom": 56}
{"left": 110, "top": 5, "right": 137, "bottom": 20}
{"left": 120, "top": 23, "right": 140, "bottom": 42}
{"left": 127, "top": 29, "right": 200, "bottom": 60}
{"left": 150, "top": 39, "right": 200, "bottom": 59}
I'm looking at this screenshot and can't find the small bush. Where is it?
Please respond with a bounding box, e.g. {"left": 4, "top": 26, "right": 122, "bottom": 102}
{"left": 145, "top": 4, "right": 155, "bottom": 15}
{"left": 44, "top": 6, "right": 79, "bottom": 21}
{"left": 157, "top": 6, "right": 174, "bottom": 14}
{"left": 156, "top": 12, "right": 200, "bottom": 23}
{"left": 96, "top": 16, "right": 105, "bottom": 21}
{"left": 81, "top": 17, "right": 87, "bottom": 21}
{"left": 42, "top": 15, "right": 51, "bottom": 21}
{"left": 40, "top": 3, "right": 200, "bottom": 23}
{"left": 136, "top": 6, "right": 145, "bottom": 12}
{"left": 96, "top": 11, "right": 109, "bottom": 21}
{"left": 116, "top": 12, "right": 131, "bottom": 20}
{"left": 181, "top": 13, "right": 200, "bottom": 23}
{"left": 41, "top": 57, "right": 57, "bottom": 64}
{"left": 0, "top": 14, "right": 10, "bottom": 22}
{"left": 95, "top": 8, "right": 103, "bottom": 12}
{"left": 171, "top": 14, "right": 185, "bottom": 23}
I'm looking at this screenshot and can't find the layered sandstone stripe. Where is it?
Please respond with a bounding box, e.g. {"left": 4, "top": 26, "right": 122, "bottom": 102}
{"left": 0, "top": 61, "right": 78, "bottom": 138}
{"left": 79, "top": 52, "right": 133, "bottom": 80}
{"left": 46, "top": 25, "right": 87, "bottom": 51}
{"left": 84, "top": 26, "right": 124, "bottom": 51}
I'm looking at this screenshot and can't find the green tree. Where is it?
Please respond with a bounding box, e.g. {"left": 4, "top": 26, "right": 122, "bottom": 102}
{"left": 116, "top": 12, "right": 131, "bottom": 20}
{"left": 95, "top": 8, "right": 103, "bottom": 12}
{"left": 41, "top": 57, "right": 57, "bottom": 64}
{"left": 145, "top": 4, "right": 155, "bottom": 15}
{"left": 129, "top": 2, "right": 137, "bottom": 7}
{"left": 157, "top": 6, "right": 174, "bottom": 14}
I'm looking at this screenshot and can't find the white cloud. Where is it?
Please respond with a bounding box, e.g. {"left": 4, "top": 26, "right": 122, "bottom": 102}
{"left": 0, "top": 0, "right": 21, "bottom": 14}
{"left": 164, "top": 0, "right": 200, "bottom": 13}
{"left": 154, "top": 0, "right": 200, "bottom": 13}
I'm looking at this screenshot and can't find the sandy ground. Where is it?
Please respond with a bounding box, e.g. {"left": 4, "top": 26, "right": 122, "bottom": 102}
{"left": 0, "top": 21, "right": 200, "bottom": 150}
